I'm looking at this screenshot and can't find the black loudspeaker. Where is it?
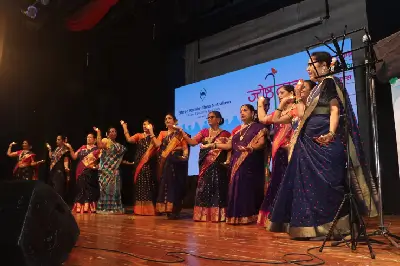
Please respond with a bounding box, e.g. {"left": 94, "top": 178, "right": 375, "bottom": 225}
{"left": 0, "top": 180, "right": 80, "bottom": 266}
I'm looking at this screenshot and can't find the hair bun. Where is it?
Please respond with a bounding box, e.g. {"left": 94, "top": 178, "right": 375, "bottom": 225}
{"left": 219, "top": 117, "right": 225, "bottom": 126}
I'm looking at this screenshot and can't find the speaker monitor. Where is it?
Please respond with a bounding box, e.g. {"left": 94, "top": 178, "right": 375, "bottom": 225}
{"left": 0, "top": 180, "right": 80, "bottom": 266}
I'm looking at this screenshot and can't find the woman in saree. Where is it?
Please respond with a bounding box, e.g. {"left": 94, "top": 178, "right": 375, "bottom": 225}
{"left": 7, "top": 140, "right": 44, "bottom": 180}
{"left": 267, "top": 51, "right": 379, "bottom": 239}
{"left": 94, "top": 127, "right": 127, "bottom": 214}
{"left": 203, "top": 104, "right": 266, "bottom": 225}
{"left": 148, "top": 113, "right": 188, "bottom": 220}
{"left": 65, "top": 133, "right": 101, "bottom": 214}
{"left": 256, "top": 85, "right": 296, "bottom": 226}
{"left": 176, "top": 111, "right": 231, "bottom": 222}
{"left": 121, "top": 119, "right": 158, "bottom": 216}
{"left": 47, "top": 136, "right": 70, "bottom": 197}
{"left": 257, "top": 98, "right": 273, "bottom": 196}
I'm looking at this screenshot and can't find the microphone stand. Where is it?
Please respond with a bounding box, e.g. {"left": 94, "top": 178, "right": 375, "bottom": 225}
{"left": 363, "top": 33, "right": 400, "bottom": 248}
{"left": 305, "top": 27, "right": 377, "bottom": 259}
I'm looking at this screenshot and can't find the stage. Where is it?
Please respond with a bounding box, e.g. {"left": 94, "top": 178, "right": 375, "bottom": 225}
{"left": 65, "top": 210, "right": 400, "bottom": 265}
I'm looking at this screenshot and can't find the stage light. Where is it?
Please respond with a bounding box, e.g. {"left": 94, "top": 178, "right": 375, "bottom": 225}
{"left": 22, "top": 5, "right": 38, "bottom": 19}
{"left": 21, "top": 0, "right": 52, "bottom": 20}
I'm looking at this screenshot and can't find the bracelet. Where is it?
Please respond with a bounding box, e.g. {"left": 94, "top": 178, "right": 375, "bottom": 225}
{"left": 150, "top": 135, "right": 155, "bottom": 138}
{"left": 328, "top": 131, "right": 336, "bottom": 137}
{"left": 276, "top": 108, "right": 283, "bottom": 112}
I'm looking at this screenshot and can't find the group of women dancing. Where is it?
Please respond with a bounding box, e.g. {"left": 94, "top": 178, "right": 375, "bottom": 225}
{"left": 6, "top": 51, "right": 380, "bottom": 239}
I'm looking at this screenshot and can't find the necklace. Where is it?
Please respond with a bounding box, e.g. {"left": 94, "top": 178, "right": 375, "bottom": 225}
{"left": 240, "top": 122, "right": 253, "bottom": 141}
{"left": 206, "top": 127, "right": 221, "bottom": 143}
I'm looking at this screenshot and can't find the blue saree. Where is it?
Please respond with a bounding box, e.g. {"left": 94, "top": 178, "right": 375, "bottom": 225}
{"left": 267, "top": 76, "right": 379, "bottom": 238}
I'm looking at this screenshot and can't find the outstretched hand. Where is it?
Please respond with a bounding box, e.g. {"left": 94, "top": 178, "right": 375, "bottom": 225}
{"left": 237, "top": 145, "right": 253, "bottom": 153}
{"left": 200, "top": 143, "right": 212, "bottom": 149}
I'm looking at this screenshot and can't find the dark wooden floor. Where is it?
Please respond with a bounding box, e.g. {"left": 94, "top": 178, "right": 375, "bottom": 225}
{"left": 65, "top": 210, "right": 400, "bottom": 265}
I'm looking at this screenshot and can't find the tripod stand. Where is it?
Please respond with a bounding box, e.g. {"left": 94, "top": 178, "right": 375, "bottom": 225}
{"left": 305, "top": 27, "right": 377, "bottom": 259}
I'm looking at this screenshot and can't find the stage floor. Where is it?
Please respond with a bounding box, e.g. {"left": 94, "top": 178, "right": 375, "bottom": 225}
{"left": 65, "top": 210, "right": 400, "bottom": 265}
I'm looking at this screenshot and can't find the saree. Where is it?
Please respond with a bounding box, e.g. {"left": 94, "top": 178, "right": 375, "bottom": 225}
{"left": 132, "top": 134, "right": 157, "bottom": 215}
{"left": 49, "top": 146, "right": 69, "bottom": 197}
{"left": 258, "top": 109, "right": 296, "bottom": 227}
{"left": 267, "top": 76, "right": 379, "bottom": 238}
{"left": 13, "top": 150, "right": 38, "bottom": 181}
{"left": 74, "top": 145, "right": 101, "bottom": 205}
{"left": 226, "top": 123, "right": 266, "bottom": 225}
{"left": 97, "top": 140, "right": 127, "bottom": 214}
{"left": 193, "top": 128, "right": 231, "bottom": 222}
{"left": 156, "top": 130, "right": 188, "bottom": 215}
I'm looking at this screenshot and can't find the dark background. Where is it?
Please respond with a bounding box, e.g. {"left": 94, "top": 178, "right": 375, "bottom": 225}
{"left": 0, "top": 0, "right": 399, "bottom": 212}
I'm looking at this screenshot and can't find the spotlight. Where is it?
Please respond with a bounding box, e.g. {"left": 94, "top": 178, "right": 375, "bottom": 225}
{"left": 22, "top": 5, "right": 38, "bottom": 19}
{"left": 21, "top": 0, "right": 51, "bottom": 19}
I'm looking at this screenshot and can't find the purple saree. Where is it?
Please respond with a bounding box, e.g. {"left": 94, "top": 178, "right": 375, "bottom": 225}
{"left": 226, "top": 122, "right": 266, "bottom": 225}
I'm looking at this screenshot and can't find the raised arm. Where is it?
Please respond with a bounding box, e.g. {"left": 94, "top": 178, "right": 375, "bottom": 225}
{"left": 65, "top": 143, "right": 78, "bottom": 160}
{"left": 7, "top": 142, "right": 18, "bottom": 157}
{"left": 257, "top": 97, "right": 269, "bottom": 123}
{"left": 94, "top": 127, "right": 106, "bottom": 149}
{"left": 46, "top": 143, "right": 52, "bottom": 158}
{"left": 149, "top": 125, "right": 162, "bottom": 148}
{"left": 272, "top": 97, "right": 295, "bottom": 124}
{"left": 294, "top": 80, "right": 306, "bottom": 119}
{"left": 121, "top": 120, "right": 140, "bottom": 143}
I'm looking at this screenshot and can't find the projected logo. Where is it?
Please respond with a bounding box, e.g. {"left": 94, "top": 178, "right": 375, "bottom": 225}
{"left": 200, "top": 88, "right": 207, "bottom": 101}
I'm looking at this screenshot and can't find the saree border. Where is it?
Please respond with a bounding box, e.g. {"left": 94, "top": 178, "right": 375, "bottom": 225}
{"left": 266, "top": 215, "right": 350, "bottom": 238}
{"left": 157, "top": 131, "right": 184, "bottom": 180}
{"left": 287, "top": 76, "right": 378, "bottom": 217}
{"left": 230, "top": 128, "right": 267, "bottom": 182}
{"left": 134, "top": 142, "right": 156, "bottom": 183}
{"left": 50, "top": 148, "right": 68, "bottom": 170}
